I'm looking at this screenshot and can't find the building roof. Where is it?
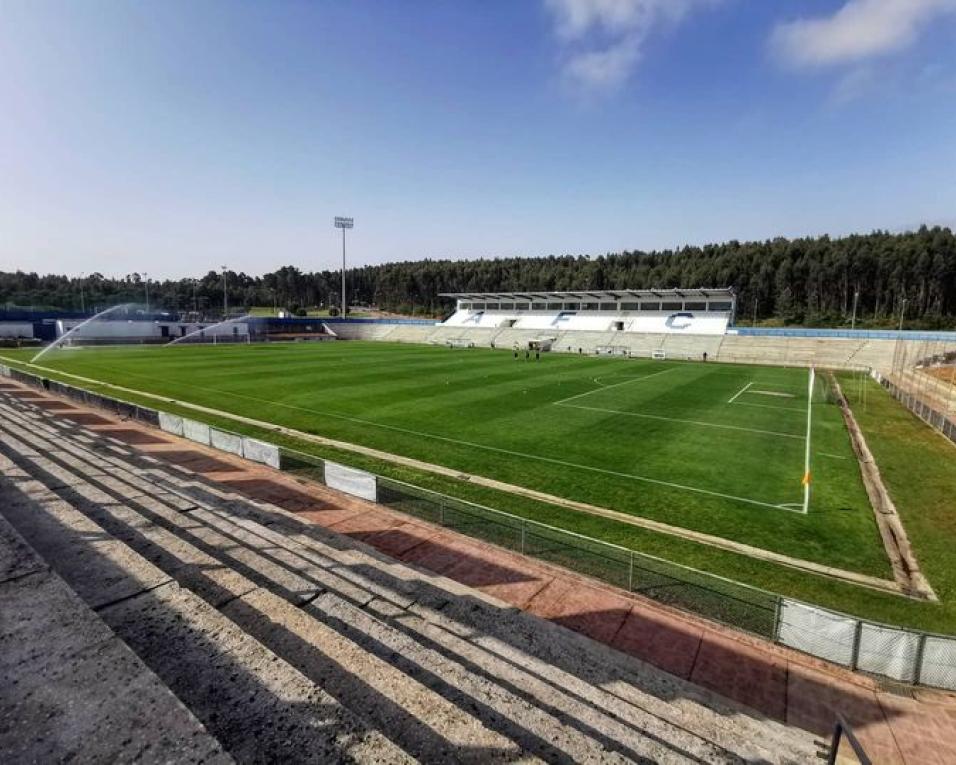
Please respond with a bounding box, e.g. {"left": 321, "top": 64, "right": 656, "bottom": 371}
{"left": 438, "top": 288, "right": 734, "bottom": 302}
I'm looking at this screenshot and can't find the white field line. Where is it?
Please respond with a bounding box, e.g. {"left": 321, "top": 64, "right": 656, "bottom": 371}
{"left": 750, "top": 390, "right": 795, "bottom": 398}
{"left": 818, "top": 452, "right": 849, "bottom": 460}
{"left": 556, "top": 402, "right": 805, "bottom": 441}
{"left": 553, "top": 365, "right": 680, "bottom": 405}
{"left": 727, "top": 381, "right": 753, "bottom": 404}
{"left": 730, "top": 401, "right": 808, "bottom": 414}
{"left": 8, "top": 357, "right": 802, "bottom": 513}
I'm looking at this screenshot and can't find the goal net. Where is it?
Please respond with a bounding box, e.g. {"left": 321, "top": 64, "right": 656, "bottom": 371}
{"left": 651, "top": 349, "right": 667, "bottom": 361}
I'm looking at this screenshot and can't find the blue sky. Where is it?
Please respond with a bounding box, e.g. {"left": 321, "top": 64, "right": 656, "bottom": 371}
{"left": 1, "top": 0, "right": 955, "bottom": 279}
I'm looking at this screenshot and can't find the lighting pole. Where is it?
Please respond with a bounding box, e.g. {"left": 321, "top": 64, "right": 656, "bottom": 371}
{"left": 192, "top": 279, "right": 198, "bottom": 313}
{"left": 79, "top": 272, "right": 86, "bottom": 314}
{"left": 143, "top": 272, "right": 150, "bottom": 312}
{"left": 334, "top": 217, "right": 354, "bottom": 317}
{"left": 898, "top": 297, "right": 907, "bottom": 333}
{"left": 851, "top": 288, "right": 859, "bottom": 331}
{"left": 752, "top": 294, "right": 758, "bottom": 327}
{"left": 221, "top": 266, "right": 228, "bottom": 316}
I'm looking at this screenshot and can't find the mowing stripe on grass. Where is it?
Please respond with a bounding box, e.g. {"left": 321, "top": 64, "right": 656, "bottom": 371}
{"left": 0, "top": 372, "right": 907, "bottom": 597}
{"left": 555, "top": 402, "right": 805, "bottom": 441}
{"left": 12, "top": 356, "right": 802, "bottom": 513}
{"left": 552, "top": 365, "right": 680, "bottom": 405}
{"left": 175, "top": 381, "right": 805, "bottom": 512}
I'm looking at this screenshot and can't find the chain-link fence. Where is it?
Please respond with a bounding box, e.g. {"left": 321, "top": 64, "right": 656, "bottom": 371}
{"left": 875, "top": 373, "right": 956, "bottom": 445}
{"left": 290, "top": 448, "right": 785, "bottom": 639}
{"left": 274, "top": 443, "right": 956, "bottom": 691}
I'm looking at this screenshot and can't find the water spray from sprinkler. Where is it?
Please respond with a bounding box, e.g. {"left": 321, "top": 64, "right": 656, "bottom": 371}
{"left": 31, "top": 303, "right": 138, "bottom": 363}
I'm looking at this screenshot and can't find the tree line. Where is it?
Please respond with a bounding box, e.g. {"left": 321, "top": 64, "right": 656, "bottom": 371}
{"left": 2, "top": 226, "right": 955, "bottom": 328}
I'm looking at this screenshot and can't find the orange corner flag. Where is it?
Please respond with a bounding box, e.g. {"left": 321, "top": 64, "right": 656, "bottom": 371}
{"left": 802, "top": 471, "right": 812, "bottom": 486}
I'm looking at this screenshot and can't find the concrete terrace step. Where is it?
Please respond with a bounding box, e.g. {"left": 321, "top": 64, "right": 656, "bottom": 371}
{"left": 0, "top": 445, "right": 412, "bottom": 762}
{"left": 0, "top": 498, "right": 231, "bottom": 763}
{"left": 0, "top": 387, "right": 823, "bottom": 763}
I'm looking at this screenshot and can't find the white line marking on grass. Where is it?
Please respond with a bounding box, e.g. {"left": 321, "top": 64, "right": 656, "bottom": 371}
{"left": 730, "top": 401, "right": 808, "bottom": 414}
{"left": 751, "top": 390, "right": 795, "bottom": 398}
{"left": 11, "top": 357, "right": 803, "bottom": 514}
{"left": 727, "top": 381, "right": 753, "bottom": 404}
{"left": 556, "top": 402, "right": 805, "bottom": 440}
{"left": 818, "top": 452, "right": 849, "bottom": 460}
{"left": 553, "top": 366, "right": 680, "bottom": 406}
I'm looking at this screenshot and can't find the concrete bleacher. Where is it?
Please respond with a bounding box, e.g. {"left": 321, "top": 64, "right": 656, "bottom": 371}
{"left": 329, "top": 319, "right": 907, "bottom": 373}
{"left": 384, "top": 324, "right": 435, "bottom": 344}
{"left": 0, "top": 511, "right": 229, "bottom": 763}
{"left": 425, "top": 325, "right": 498, "bottom": 346}
{"left": 716, "top": 336, "right": 898, "bottom": 371}
{"left": 0, "top": 383, "right": 821, "bottom": 763}
{"left": 327, "top": 322, "right": 400, "bottom": 341}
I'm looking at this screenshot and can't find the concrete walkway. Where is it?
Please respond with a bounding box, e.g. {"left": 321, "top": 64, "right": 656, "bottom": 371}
{"left": 2, "top": 378, "right": 954, "bottom": 763}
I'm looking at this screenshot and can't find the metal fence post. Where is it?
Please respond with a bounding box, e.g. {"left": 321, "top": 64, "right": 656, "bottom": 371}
{"left": 771, "top": 597, "right": 782, "bottom": 642}
{"left": 850, "top": 621, "right": 863, "bottom": 670}
{"left": 520, "top": 520, "right": 526, "bottom": 554}
{"left": 628, "top": 551, "right": 634, "bottom": 592}
{"left": 913, "top": 633, "right": 927, "bottom": 686}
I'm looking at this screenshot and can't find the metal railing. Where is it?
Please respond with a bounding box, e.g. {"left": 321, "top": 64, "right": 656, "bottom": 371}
{"left": 828, "top": 716, "right": 872, "bottom": 765}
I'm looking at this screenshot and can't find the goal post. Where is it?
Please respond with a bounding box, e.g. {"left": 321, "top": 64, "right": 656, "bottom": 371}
{"left": 651, "top": 349, "right": 667, "bottom": 361}
{"left": 801, "top": 366, "right": 815, "bottom": 515}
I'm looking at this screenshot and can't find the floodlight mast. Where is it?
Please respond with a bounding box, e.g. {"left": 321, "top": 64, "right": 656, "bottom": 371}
{"left": 221, "top": 266, "right": 228, "bottom": 316}
{"left": 334, "top": 217, "right": 354, "bottom": 317}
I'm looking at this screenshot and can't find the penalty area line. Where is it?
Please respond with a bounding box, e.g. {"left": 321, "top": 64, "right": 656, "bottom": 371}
{"left": 730, "top": 400, "right": 808, "bottom": 414}
{"left": 727, "top": 381, "right": 753, "bottom": 404}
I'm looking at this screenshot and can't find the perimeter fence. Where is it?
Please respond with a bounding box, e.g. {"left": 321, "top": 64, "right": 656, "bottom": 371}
{"left": 873, "top": 371, "right": 956, "bottom": 446}
{"left": 276, "top": 442, "right": 956, "bottom": 691}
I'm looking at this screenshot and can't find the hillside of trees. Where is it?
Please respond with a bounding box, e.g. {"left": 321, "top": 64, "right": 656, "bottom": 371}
{"left": 2, "top": 226, "right": 955, "bottom": 328}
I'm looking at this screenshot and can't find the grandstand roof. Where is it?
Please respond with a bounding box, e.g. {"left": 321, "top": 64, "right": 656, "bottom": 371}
{"left": 439, "top": 288, "right": 734, "bottom": 301}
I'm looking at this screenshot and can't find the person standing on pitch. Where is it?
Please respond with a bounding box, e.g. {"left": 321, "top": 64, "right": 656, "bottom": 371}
{"left": 513, "top": 343, "right": 519, "bottom": 359}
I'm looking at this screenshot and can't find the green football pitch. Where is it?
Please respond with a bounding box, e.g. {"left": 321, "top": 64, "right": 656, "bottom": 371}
{"left": 3, "top": 341, "right": 890, "bottom": 578}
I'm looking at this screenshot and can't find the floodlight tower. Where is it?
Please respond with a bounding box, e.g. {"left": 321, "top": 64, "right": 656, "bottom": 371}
{"left": 143, "top": 272, "right": 150, "bottom": 313}
{"left": 221, "top": 265, "right": 228, "bottom": 316}
{"left": 334, "top": 216, "right": 354, "bottom": 316}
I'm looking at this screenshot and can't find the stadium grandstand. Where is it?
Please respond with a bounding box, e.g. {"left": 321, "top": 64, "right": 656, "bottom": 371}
{"left": 427, "top": 288, "right": 734, "bottom": 360}
{"left": 440, "top": 288, "right": 735, "bottom": 334}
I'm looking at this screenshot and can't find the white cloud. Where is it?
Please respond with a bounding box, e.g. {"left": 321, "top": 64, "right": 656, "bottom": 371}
{"left": 771, "top": 0, "right": 956, "bottom": 69}
{"left": 829, "top": 66, "right": 877, "bottom": 104}
{"left": 544, "top": 0, "right": 716, "bottom": 93}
